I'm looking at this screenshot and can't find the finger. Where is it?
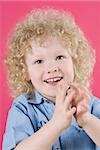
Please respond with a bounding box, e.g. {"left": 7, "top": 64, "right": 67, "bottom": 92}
{"left": 76, "top": 103, "right": 89, "bottom": 118}
{"left": 81, "top": 99, "right": 89, "bottom": 110}
{"left": 65, "top": 90, "right": 76, "bottom": 109}
{"left": 56, "top": 82, "right": 69, "bottom": 105}
{"left": 83, "top": 93, "right": 90, "bottom": 105}
{"left": 69, "top": 83, "right": 89, "bottom": 106}
{"left": 77, "top": 96, "right": 89, "bottom": 108}
{"left": 70, "top": 107, "right": 76, "bottom": 115}
{"left": 70, "top": 82, "right": 90, "bottom": 100}
{"left": 66, "top": 107, "right": 76, "bottom": 121}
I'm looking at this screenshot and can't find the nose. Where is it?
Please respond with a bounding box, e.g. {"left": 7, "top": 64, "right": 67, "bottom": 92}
{"left": 47, "top": 66, "right": 59, "bottom": 74}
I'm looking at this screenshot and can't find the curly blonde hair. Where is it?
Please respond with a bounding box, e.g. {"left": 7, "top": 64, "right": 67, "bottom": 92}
{"left": 5, "top": 8, "right": 96, "bottom": 97}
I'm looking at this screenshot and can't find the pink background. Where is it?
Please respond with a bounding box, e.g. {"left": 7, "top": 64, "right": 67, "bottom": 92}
{"left": 1, "top": 1, "right": 100, "bottom": 149}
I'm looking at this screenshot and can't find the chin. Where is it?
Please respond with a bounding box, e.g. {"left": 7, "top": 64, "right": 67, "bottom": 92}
{"left": 42, "top": 91, "right": 56, "bottom": 101}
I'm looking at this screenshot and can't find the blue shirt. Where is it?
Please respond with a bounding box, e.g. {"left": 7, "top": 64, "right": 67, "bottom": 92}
{"left": 2, "top": 91, "right": 100, "bottom": 150}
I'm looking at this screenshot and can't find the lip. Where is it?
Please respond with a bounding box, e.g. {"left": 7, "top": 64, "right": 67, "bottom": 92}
{"left": 44, "top": 76, "right": 63, "bottom": 83}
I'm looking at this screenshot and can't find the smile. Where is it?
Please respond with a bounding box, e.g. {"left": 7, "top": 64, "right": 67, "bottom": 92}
{"left": 44, "top": 77, "right": 63, "bottom": 84}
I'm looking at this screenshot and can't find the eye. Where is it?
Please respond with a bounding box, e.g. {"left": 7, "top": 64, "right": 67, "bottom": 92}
{"left": 56, "top": 55, "right": 65, "bottom": 60}
{"left": 34, "top": 59, "right": 43, "bottom": 64}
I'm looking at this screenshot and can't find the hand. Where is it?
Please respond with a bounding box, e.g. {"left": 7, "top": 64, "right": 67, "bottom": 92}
{"left": 52, "top": 82, "right": 76, "bottom": 131}
{"left": 70, "top": 83, "right": 90, "bottom": 127}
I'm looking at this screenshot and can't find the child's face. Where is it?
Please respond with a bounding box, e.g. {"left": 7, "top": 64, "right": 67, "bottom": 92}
{"left": 25, "top": 37, "right": 74, "bottom": 101}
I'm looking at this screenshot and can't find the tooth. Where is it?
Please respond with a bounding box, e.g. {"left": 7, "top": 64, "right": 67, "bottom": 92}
{"left": 54, "top": 78, "right": 60, "bottom": 81}
{"left": 46, "top": 77, "right": 61, "bottom": 82}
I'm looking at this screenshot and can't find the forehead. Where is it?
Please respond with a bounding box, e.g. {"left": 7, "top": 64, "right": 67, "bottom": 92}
{"left": 30, "top": 36, "right": 69, "bottom": 55}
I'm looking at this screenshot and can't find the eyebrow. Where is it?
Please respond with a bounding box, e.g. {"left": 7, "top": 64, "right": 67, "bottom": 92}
{"left": 32, "top": 54, "right": 44, "bottom": 59}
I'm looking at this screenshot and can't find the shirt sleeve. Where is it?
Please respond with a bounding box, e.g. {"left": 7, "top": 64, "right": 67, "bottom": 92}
{"left": 92, "top": 97, "right": 100, "bottom": 149}
{"left": 91, "top": 96, "right": 100, "bottom": 119}
{"left": 2, "top": 100, "right": 35, "bottom": 150}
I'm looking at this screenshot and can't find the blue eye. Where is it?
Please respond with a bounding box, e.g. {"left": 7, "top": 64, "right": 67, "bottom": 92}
{"left": 56, "top": 55, "right": 65, "bottom": 60}
{"left": 34, "top": 60, "right": 43, "bottom": 64}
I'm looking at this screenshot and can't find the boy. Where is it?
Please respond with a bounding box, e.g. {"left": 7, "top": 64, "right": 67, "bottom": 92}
{"left": 3, "top": 8, "right": 100, "bottom": 150}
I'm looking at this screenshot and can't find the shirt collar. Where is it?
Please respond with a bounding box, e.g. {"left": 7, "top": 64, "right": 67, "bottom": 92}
{"left": 26, "top": 90, "right": 53, "bottom": 105}
{"left": 26, "top": 91, "right": 44, "bottom": 104}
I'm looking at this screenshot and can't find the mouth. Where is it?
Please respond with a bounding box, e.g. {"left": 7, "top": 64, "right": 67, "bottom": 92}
{"left": 44, "top": 76, "right": 63, "bottom": 85}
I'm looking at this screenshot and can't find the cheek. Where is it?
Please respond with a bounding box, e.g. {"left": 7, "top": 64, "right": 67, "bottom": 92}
{"left": 63, "top": 62, "right": 74, "bottom": 76}
{"left": 29, "top": 68, "right": 43, "bottom": 81}
{"left": 69, "top": 60, "right": 74, "bottom": 75}
{"left": 30, "top": 72, "right": 42, "bottom": 89}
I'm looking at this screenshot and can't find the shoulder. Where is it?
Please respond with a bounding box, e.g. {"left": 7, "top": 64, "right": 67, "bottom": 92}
{"left": 90, "top": 95, "right": 100, "bottom": 118}
{"left": 3, "top": 94, "right": 35, "bottom": 150}
{"left": 10, "top": 93, "right": 30, "bottom": 114}
{"left": 7, "top": 93, "right": 36, "bottom": 125}
{"left": 5, "top": 93, "right": 38, "bottom": 134}
{"left": 5, "top": 94, "right": 30, "bottom": 126}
